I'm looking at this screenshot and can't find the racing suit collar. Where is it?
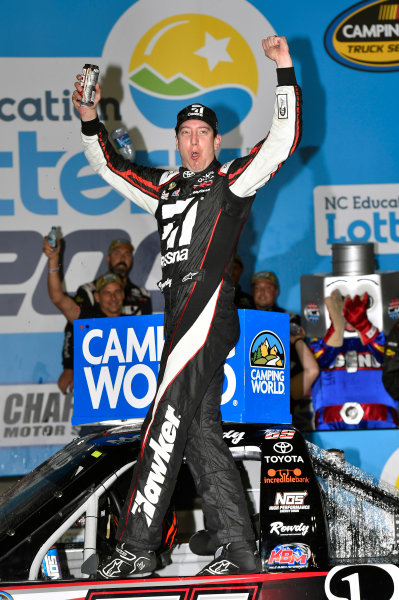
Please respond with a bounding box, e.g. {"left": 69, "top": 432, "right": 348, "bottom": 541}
{"left": 179, "top": 158, "right": 221, "bottom": 179}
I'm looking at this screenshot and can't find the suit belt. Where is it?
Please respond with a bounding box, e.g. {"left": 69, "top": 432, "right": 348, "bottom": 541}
{"left": 315, "top": 402, "right": 399, "bottom": 427}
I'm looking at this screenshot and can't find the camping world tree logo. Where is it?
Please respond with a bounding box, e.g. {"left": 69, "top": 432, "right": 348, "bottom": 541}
{"left": 250, "top": 331, "right": 285, "bottom": 368}
{"left": 101, "top": 0, "right": 276, "bottom": 138}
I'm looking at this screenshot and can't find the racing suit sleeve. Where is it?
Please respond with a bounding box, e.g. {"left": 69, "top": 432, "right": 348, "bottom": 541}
{"left": 309, "top": 331, "right": 386, "bottom": 368}
{"left": 228, "top": 67, "right": 302, "bottom": 198}
{"left": 382, "top": 323, "right": 399, "bottom": 400}
{"left": 366, "top": 330, "right": 386, "bottom": 364}
{"left": 309, "top": 337, "right": 340, "bottom": 368}
{"left": 81, "top": 118, "right": 172, "bottom": 215}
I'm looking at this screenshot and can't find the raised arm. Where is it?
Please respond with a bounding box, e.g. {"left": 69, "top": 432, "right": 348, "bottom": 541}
{"left": 228, "top": 35, "right": 302, "bottom": 199}
{"left": 71, "top": 71, "right": 164, "bottom": 215}
{"left": 262, "top": 35, "right": 293, "bottom": 68}
{"left": 290, "top": 327, "right": 320, "bottom": 401}
{"left": 43, "top": 236, "right": 81, "bottom": 323}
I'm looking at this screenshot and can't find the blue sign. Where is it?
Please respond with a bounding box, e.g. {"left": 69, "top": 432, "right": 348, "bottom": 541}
{"left": 73, "top": 309, "right": 291, "bottom": 425}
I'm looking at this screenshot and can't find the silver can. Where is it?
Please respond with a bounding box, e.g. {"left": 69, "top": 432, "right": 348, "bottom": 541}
{"left": 80, "top": 64, "right": 99, "bottom": 107}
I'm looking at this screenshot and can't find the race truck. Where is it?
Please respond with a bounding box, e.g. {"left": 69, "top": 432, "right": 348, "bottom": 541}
{"left": 0, "top": 422, "right": 398, "bottom": 599}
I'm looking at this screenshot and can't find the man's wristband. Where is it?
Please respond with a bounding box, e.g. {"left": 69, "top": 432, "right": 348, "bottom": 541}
{"left": 294, "top": 337, "right": 305, "bottom": 346}
{"left": 81, "top": 116, "right": 101, "bottom": 136}
{"left": 48, "top": 267, "right": 60, "bottom": 273}
{"left": 277, "top": 66, "right": 296, "bottom": 86}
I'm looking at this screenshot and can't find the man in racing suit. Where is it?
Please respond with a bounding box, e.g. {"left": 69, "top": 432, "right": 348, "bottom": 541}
{"left": 72, "top": 35, "right": 302, "bottom": 577}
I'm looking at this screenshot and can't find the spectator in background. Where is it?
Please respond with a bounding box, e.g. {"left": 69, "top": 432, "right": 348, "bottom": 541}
{"left": 43, "top": 235, "right": 126, "bottom": 323}
{"left": 309, "top": 289, "right": 398, "bottom": 430}
{"left": 251, "top": 270, "right": 300, "bottom": 324}
{"left": 58, "top": 238, "right": 152, "bottom": 394}
{"left": 383, "top": 320, "right": 399, "bottom": 402}
{"left": 290, "top": 322, "right": 319, "bottom": 431}
{"left": 231, "top": 254, "right": 254, "bottom": 309}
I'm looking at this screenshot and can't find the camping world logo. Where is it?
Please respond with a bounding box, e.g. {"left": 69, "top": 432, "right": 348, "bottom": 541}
{"left": 250, "top": 331, "right": 285, "bottom": 368}
{"left": 324, "top": 0, "right": 399, "bottom": 72}
{"left": 101, "top": 0, "right": 276, "bottom": 140}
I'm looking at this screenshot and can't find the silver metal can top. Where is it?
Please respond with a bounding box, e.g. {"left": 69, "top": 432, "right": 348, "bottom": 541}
{"left": 331, "top": 242, "right": 375, "bottom": 276}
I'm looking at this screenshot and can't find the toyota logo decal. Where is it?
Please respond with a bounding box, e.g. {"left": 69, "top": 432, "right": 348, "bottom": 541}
{"left": 273, "top": 442, "right": 293, "bottom": 454}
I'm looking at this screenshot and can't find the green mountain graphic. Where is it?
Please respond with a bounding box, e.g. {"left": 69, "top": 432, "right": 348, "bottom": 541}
{"left": 130, "top": 67, "right": 199, "bottom": 96}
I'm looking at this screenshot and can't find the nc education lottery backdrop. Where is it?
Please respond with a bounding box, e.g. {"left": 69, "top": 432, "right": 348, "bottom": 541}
{"left": 0, "top": 1, "right": 398, "bottom": 461}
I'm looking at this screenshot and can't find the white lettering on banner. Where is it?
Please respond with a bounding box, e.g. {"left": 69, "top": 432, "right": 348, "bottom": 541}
{"left": 84, "top": 366, "right": 126, "bottom": 409}
{"left": 84, "top": 364, "right": 157, "bottom": 411}
{"left": 82, "top": 329, "right": 103, "bottom": 365}
{"left": 125, "top": 327, "right": 159, "bottom": 363}
{"left": 132, "top": 405, "right": 181, "bottom": 526}
{"left": 221, "top": 363, "right": 236, "bottom": 405}
{"left": 123, "top": 364, "right": 157, "bottom": 409}
{"left": 250, "top": 368, "right": 285, "bottom": 395}
{"left": 0, "top": 384, "right": 75, "bottom": 446}
{"left": 103, "top": 329, "right": 126, "bottom": 363}
{"left": 314, "top": 183, "right": 399, "bottom": 255}
{"left": 83, "top": 327, "right": 163, "bottom": 365}
{"left": 342, "top": 23, "right": 399, "bottom": 39}
{"left": 80, "top": 322, "right": 238, "bottom": 413}
{"left": 251, "top": 369, "right": 285, "bottom": 381}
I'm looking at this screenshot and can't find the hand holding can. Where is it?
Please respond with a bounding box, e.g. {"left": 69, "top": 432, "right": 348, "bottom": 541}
{"left": 80, "top": 64, "right": 99, "bottom": 107}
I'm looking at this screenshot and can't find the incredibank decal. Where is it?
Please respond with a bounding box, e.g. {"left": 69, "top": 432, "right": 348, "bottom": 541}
{"left": 0, "top": 0, "right": 276, "bottom": 336}
{"left": 324, "top": 0, "right": 399, "bottom": 71}
{"left": 313, "top": 183, "right": 399, "bottom": 255}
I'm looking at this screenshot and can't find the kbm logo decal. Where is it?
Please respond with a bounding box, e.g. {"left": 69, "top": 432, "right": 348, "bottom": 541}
{"left": 128, "top": 14, "right": 257, "bottom": 134}
{"left": 0, "top": 593, "right": 14, "bottom": 599}
{"left": 268, "top": 543, "right": 310, "bottom": 569}
{"left": 324, "top": 0, "right": 399, "bottom": 72}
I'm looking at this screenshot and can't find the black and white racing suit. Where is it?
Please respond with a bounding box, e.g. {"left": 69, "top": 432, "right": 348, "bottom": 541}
{"left": 81, "top": 67, "right": 302, "bottom": 550}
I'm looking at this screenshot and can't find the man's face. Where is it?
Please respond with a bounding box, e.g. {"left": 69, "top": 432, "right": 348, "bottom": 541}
{"left": 253, "top": 279, "right": 279, "bottom": 310}
{"left": 95, "top": 282, "right": 124, "bottom": 317}
{"left": 176, "top": 119, "right": 221, "bottom": 173}
{"left": 107, "top": 244, "right": 133, "bottom": 278}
